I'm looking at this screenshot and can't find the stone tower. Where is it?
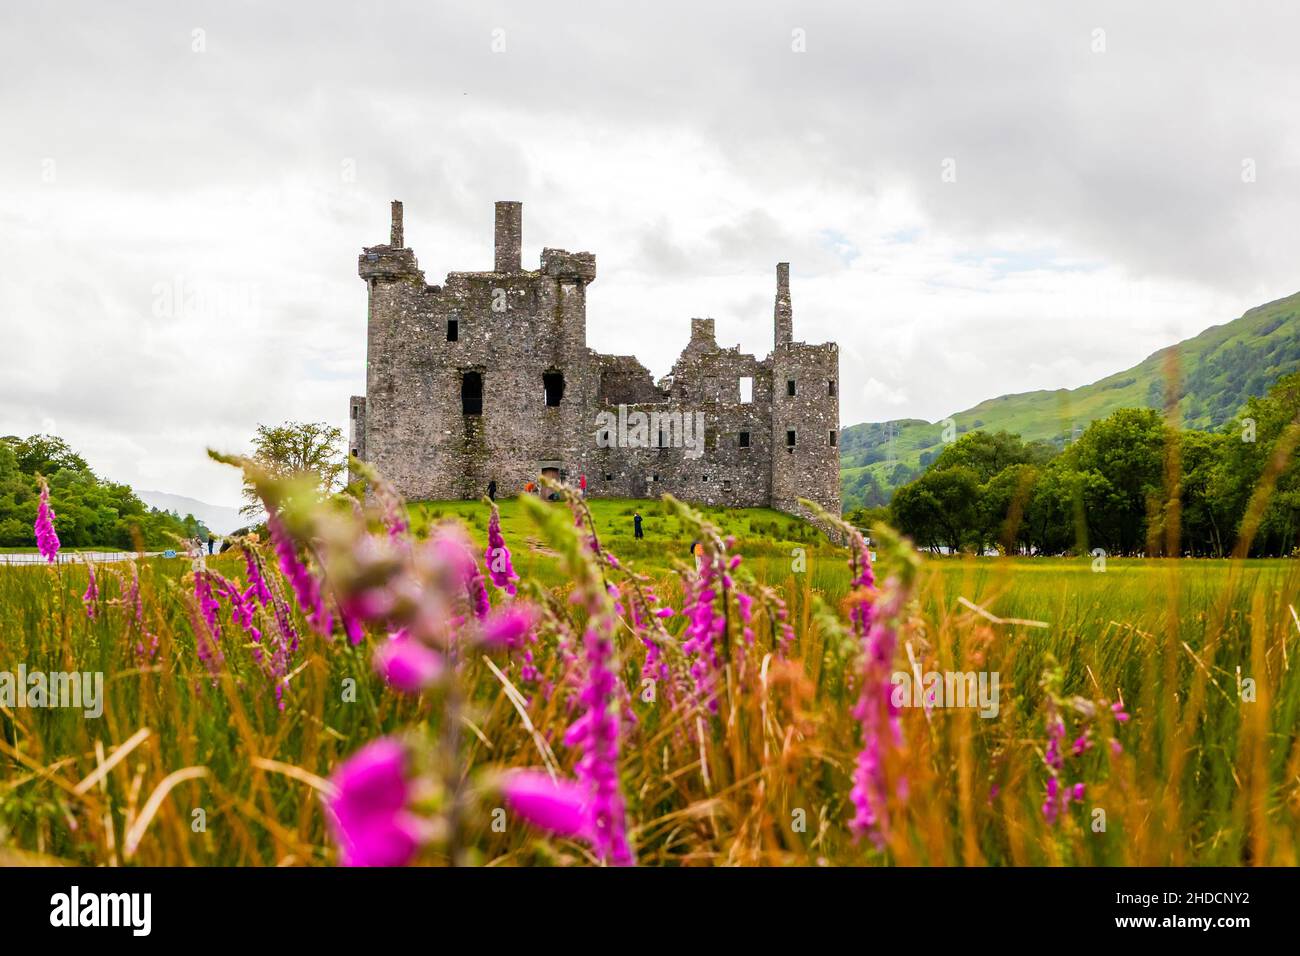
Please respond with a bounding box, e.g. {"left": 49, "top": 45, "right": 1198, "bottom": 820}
{"left": 767, "top": 263, "right": 841, "bottom": 516}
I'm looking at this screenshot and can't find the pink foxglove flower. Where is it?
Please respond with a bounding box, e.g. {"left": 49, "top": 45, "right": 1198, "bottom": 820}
{"left": 502, "top": 770, "right": 592, "bottom": 841}
{"left": 481, "top": 605, "right": 534, "bottom": 650}
{"left": 562, "top": 621, "right": 636, "bottom": 866}
{"left": 34, "top": 478, "right": 60, "bottom": 564}
{"left": 374, "top": 631, "right": 444, "bottom": 693}
{"left": 849, "top": 585, "right": 905, "bottom": 847}
{"left": 432, "top": 526, "right": 491, "bottom": 620}
{"left": 82, "top": 562, "right": 99, "bottom": 619}
{"left": 484, "top": 504, "right": 518, "bottom": 596}
{"left": 267, "top": 510, "right": 332, "bottom": 635}
{"left": 325, "top": 739, "right": 421, "bottom": 867}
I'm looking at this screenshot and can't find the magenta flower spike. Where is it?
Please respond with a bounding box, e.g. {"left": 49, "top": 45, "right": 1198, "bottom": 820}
{"left": 267, "top": 510, "right": 332, "bottom": 635}
{"left": 34, "top": 478, "right": 60, "bottom": 564}
{"left": 484, "top": 504, "right": 519, "bottom": 596}
{"left": 82, "top": 561, "right": 99, "bottom": 619}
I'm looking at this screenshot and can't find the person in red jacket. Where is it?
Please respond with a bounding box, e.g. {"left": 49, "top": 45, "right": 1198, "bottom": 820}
{"left": 579, "top": 474, "right": 587, "bottom": 497}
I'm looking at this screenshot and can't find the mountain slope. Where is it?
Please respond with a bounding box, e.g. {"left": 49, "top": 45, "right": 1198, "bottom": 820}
{"left": 135, "top": 490, "right": 246, "bottom": 536}
{"left": 841, "top": 290, "right": 1300, "bottom": 509}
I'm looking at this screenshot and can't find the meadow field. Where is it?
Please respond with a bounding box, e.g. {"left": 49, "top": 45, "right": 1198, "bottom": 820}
{"left": 0, "top": 492, "right": 1296, "bottom": 867}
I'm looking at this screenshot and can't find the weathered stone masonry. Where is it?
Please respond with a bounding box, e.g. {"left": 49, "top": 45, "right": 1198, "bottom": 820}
{"left": 350, "top": 201, "right": 840, "bottom": 519}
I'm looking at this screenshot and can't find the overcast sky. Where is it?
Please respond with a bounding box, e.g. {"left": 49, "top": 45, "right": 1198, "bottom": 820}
{"left": 3, "top": 1, "right": 1298, "bottom": 507}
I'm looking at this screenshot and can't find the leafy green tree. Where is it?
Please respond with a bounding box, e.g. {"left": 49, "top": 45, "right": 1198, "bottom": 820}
{"left": 1065, "top": 408, "right": 1168, "bottom": 555}
{"left": 1178, "top": 430, "right": 1230, "bottom": 556}
{"left": 977, "top": 463, "right": 1040, "bottom": 553}
{"left": 1218, "top": 371, "right": 1300, "bottom": 554}
{"left": 891, "top": 465, "right": 980, "bottom": 553}
{"left": 930, "top": 430, "right": 1054, "bottom": 483}
{"left": 241, "top": 421, "right": 346, "bottom": 518}
{"left": 0, "top": 434, "right": 205, "bottom": 549}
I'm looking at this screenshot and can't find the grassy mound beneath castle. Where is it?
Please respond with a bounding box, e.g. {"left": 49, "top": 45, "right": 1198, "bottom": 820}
{"left": 409, "top": 496, "right": 835, "bottom": 568}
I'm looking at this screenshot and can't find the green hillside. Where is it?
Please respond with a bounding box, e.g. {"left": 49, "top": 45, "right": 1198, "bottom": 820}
{"left": 841, "top": 290, "right": 1300, "bottom": 510}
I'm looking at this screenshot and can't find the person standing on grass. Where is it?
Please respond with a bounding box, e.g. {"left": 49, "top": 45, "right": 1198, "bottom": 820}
{"left": 579, "top": 474, "right": 587, "bottom": 497}
{"left": 207, "top": 534, "right": 215, "bottom": 555}
{"left": 689, "top": 538, "right": 703, "bottom": 570}
{"left": 633, "top": 511, "right": 643, "bottom": 539}
{"left": 487, "top": 479, "right": 497, "bottom": 501}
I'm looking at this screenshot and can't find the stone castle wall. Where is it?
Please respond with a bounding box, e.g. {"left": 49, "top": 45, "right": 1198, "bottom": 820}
{"left": 352, "top": 201, "right": 841, "bottom": 519}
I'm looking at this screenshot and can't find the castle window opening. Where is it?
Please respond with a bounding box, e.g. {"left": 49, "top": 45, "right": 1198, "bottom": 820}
{"left": 786, "top": 379, "right": 797, "bottom": 397}
{"left": 828, "top": 378, "right": 837, "bottom": 397}
{"left": 722, "top": 479, "right": 732, "bottom": 493}
{"left": 447, "top": 319, "right": 459, "bottom": 342}
{"left": 739, "top": 376, "right": 753, "bottom": 403}
{"left": 351, "top": 405, "right": 357, "bottom": 419}
{"left": 351, "top": 448, "right": 357, "bottom": 457}
{"left": 603, "top": 472, "right": 613, "bottom": 481}
{"left": 829, "top": 430, "right": 838, "bottom": 447}
{"left": 461, "top": 371, "right": 483, "bottom": 416}
{"left": 739, "top": 431, "right": 750, "bottom": 448}
{"left": 543, "top": 371, "right": 565, "bottom": 407}
{"left": 786, "top": 429, "right": 797, "bottom": 448}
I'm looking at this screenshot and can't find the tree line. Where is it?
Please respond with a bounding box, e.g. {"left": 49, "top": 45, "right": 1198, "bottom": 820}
{"left": 0, "top": 434, "right": 208, "bottom": 549}
{"left": 853, "top": 371, "right": 1300, "bottom": 558}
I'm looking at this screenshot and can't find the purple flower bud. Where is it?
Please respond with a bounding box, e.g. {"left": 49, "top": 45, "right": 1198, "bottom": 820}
{"left": 502, "top": 770, "right": 592, "bottom": 841}
{"left": 481, "top": 605, "right": 534, "bottom": 650}
{"left": 374, "top": 632, "right": 444, "bottom": 692}
{"left": 325, "top": 739, "right": 420, "bottom": 867}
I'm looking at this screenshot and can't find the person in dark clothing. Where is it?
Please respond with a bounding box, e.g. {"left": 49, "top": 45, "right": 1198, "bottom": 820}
{"left": 207, "top": 534, "right": 215, "bottom": 555}
{"left": 633, "top": 512, "right": 643, "bottom": 539}
{"left": 487, "top": 480, "right": 497, "bottom": 501}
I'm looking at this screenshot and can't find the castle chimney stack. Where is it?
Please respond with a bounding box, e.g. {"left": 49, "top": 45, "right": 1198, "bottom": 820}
{"left": 774, "top": 261, "right": 793, "bottom": 347}
{"left": 495, "top": 201, "right": 523, "bottom": 273}
{"left": 390, "top": 200, "right": 404, "bottom": 248}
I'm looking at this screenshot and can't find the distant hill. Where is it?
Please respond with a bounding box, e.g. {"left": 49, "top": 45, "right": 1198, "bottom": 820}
{"left": 135, "top": 490, "right": 246, "bottom": 536}
{"left": 841, "top": 291, "right": 1300, "bottom": 509}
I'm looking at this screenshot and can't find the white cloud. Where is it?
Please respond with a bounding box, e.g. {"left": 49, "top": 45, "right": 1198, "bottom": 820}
{"left": 0, "top": 0, "right": 1296, "bottom": 504}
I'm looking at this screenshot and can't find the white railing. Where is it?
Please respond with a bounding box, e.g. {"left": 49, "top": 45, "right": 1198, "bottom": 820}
{"left": 0, "top": 551, "right": 165, "bottom": 567}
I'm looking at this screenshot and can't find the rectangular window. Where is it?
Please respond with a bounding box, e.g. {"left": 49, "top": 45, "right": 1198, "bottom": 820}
{"left": 828, "top": 378, "right": 837, "bottom": 397}
{"left": 447, "top": 319, "right": 459, "bottom": 342}
{"left": 739, "top": 376, "right": 753, "bottom": 404}
{"left": 787, "top": 379, "right": 796, "bottom": 397}
{"left": 738, "top": 431, "right": 750, "bottom": 448}
{"left": 786, "top": 429, "right": 796, "bottom": 447}
{"left": 829, "top": 430, "right": 838, "bottom": 447}
{"left": 603, "top": 472, "right": 613, "bottom": 481}
{"left": 461, "top": 370, "right": 483, "bottom": 416}
{"left": 543, "top": 371, "right": 565, "bottom": 407}
{"left": 722, "top": 479, "right": 732, "bottom": 493}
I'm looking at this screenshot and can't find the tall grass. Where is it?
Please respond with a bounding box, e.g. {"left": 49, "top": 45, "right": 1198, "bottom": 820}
{"left": 0, "top": 503, "right": 1297, "bottom": 866}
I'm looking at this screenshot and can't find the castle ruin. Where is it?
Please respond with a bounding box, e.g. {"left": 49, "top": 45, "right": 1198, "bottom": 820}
{"left": 349, "top": 201, "right": 840, "bottom": 518}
